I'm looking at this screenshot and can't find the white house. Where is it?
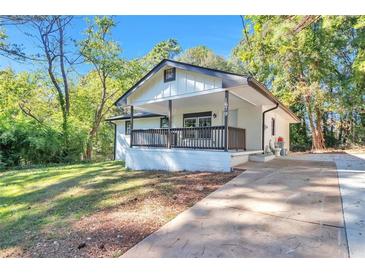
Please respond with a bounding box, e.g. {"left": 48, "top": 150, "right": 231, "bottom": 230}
{"left": 107, "top": 59, "right": 299, "bottom": 172}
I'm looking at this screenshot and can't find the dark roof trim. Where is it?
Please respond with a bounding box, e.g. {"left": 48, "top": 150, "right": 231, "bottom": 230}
{"left": 105, "top": 113, "right": 164, "bottom": 122}
{"left": 247, "top": 77, "right": 300, "bottom": 122}
{"left": 114, "top": 59, "right": 249, "bottom": 106}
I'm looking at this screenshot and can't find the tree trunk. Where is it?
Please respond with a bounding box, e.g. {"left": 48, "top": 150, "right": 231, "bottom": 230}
{"left": 85, "top": 140, "right": 93, "bottom": 160}
{"left": 304, "top": 95, "right": 325, "bottom": 151}
{"left": 85, "top": 126, "right": 98, "bottom": 161}
{"left": 314, "top": 107, "right": 326, "bottom": 150}
{"left": 84, "top": 77, "right": 108, "bottom": 161}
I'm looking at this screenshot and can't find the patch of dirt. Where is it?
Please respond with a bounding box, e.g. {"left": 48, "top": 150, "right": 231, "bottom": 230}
{"left": 16, "top": 171, "right": 239, "bottom": 258}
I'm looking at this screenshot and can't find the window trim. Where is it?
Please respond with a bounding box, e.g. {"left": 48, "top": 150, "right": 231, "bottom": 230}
{"left": 182, "top": 111, "right": 212, "bottom": 139}
{"left": 160, "top": 116, "right": 169, "bottom": 128}
{"left": 125, "top": 120, "right": 131, "bottom": 135}
{"left": 164, "top": 67, "right": 176, "bottom": 82}
{"left": 183, "top": 111, "right": 212, "bottom": 119}
{"left": 183, "top": 112, "right": 212, "bottom": 129}
{"left": 271, "top": 118, "right": 276, "bottom": 136}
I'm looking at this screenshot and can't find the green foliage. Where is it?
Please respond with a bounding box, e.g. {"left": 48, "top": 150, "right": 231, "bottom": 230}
{"left": 1, "top": 16, "right": 364, "bottom": 169}
{"left": 140, "top": 38, "right": 181, "bottom": 69}
{"left": 0, "top": 119, "right": 86, "bottom": 170}
{"left": 78, "top": 16, "right": 124, "bottom": 159}
{"left": 122, "top": 39, "right": 182, "bottom": 85}
{"left": 177, "top": 45, "right": 246, "bottom": 74}
{"left": 0, "top": 18, "right": 186, "bottom": 167}
{"left": 0, "top": 69, "right": 86, "bottom": 169}
{"left": 235, "top": 16, "right": 365, "bottom": 150}
{"left": 79, "top": 16, "right": 122, "bottom": 76}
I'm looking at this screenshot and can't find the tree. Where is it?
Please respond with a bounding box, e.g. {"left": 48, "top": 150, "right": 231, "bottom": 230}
{"left": 177, "top": 45, "right": 246, "bottom": 74}
{"left": 78, "top": 16, "right": 123, "bottom": 160}
{"left": 140, "top": 38, "right": 181, "bottom": 69}
{"left": 235, "top": 16, "right": 365, "bottom": 150}
{"left": 0, "top": 69, "right": 85, "bottom": 168}
{"left": 119, "top": 38, "right": 182, "bottom": 87}
{"left": 0, "top": 26, "right": 26, "bottom": 60}
{"left": 0, "top": 16, "right": 75, "bottom": 153}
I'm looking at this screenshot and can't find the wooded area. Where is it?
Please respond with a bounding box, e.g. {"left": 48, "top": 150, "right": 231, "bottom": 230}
{"left": 0, "top": 16, "right": 364, "bottom": 169}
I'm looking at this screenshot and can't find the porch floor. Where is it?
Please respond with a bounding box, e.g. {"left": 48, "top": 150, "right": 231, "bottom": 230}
{"left": 128, "top": 146, "right": 261, "bottom": 154}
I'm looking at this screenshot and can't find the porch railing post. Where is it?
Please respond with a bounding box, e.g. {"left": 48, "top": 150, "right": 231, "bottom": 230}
{"left": 167, "top": 100, "right": 172, "bottom": 149}
{"left": 224, "top": 90, "right": 229, "bottom": 151}
{"left": 130, "top": 105, "right": 134, "bottom": 148}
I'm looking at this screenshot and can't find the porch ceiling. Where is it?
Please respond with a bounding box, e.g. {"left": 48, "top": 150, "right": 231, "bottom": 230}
{"left": 134, "top": 85, "right": 275, "bottom": 115}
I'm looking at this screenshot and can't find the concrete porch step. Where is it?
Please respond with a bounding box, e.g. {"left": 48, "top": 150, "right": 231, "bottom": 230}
{"left": 249, "top": 154, "right": 276, "bottom": 162}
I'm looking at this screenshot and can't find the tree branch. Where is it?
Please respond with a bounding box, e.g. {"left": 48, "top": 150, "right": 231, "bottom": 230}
{"left": 18, "top": 102, "right": 43, "bottom": 124}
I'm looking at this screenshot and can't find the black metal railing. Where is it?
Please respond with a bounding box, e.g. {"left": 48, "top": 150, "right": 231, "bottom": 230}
{"left": 131, "top": 128, "right": 168, "bottom": 147}
{"left": 131, "top": 126, "right": 246, "bottom": 150}
{"left": 171, "top": 126, "right": 225, "bottom": 149}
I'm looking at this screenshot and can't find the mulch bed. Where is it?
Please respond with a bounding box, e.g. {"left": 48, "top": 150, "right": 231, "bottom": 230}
{"left": 16, "top": 171, "right": 239, "bottom": 258}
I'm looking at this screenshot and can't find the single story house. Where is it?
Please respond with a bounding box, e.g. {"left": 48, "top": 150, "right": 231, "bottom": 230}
{"left": 107, "top": 59, "right": 299, "bottom": 172}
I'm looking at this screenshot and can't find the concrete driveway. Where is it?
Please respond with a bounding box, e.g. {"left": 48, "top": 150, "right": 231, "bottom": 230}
{"left": 122, "top": 159, "right": 348, "bottom": 257}
{"left": 285, "top": 152, "right": 365, "bottom": 257}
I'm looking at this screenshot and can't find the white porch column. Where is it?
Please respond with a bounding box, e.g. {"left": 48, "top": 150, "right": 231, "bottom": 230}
{"left": 130, "top": 105, "right": 134, "bottom": 148}
{"left": 167, "top": 100, "right": 172, "bottom": 149}
{"left": 224, "top": 90, "right": 229, "bottom": 151}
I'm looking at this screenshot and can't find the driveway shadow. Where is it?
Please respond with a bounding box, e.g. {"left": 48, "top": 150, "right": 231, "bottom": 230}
{"left": 122, "top": 159, "right": 349, "bottom": 258}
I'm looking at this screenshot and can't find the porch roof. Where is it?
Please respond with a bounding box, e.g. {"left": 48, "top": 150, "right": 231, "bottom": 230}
{"left": 105, "top": 111, "right": 164, "bottom": 122}
{"left": 113, "top": 59, "right": 300, "bottom": 123}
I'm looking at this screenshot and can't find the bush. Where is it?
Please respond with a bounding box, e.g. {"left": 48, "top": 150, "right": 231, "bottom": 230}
{"left": 0, "top": 119, "right": 86, "bottom": 170}
{"left": 290, "top": 122, "right": 311, "bottom": 152}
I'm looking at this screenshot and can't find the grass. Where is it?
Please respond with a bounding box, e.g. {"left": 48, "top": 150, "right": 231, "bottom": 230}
{"left": 0, "top": 161, "right": 237, "bottom": 257}
{"left": 0, "top": 162, "right": 128, "bottom": 252}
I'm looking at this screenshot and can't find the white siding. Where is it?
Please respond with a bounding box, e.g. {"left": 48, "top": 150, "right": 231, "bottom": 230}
{"left": 114, "top": 101, "right": 291, "bottom": 164}
{"left": 115, "top": 121, "right": 129, "bottom": 161}
{"left": 236, "top": 104, "right": 262, "bottom": 150}
{"left": 114, "top": 117, "right": 161, "bottom": 160}
{"left": 264, "top": 109, "right": 290, "bottom": 151}
{"left": 126, "top": 148, "right": 231, "bottom": 172}
{"left": 128, "top": 68, "right": 222, "bottom": 105}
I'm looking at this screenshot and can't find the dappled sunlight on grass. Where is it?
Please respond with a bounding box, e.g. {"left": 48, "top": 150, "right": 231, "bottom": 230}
{"left": 0, "top": 161, "right": 237, "bottom": 257}
{"left": 0, "top": 161, "right": 129, "bottom": 249}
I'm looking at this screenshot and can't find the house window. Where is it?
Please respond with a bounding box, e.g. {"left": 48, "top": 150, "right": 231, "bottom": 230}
{"left": 160, "top": 117, "right": 169, "bottom": 128}
{"left": 183, "top": 112, "right": 212, "bottom": 138}
{"left": 271, "top": 118, "right": 276, "bottom": 136}
{"left": 125, "top": 120, "right": 131, "bottom": 135}
{"left": 164, "top": 67, "right": 176, "bottom": 82}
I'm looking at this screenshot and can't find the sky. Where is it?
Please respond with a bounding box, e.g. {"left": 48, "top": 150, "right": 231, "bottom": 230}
{"left": 0, "top": 16, "right": 244, "bottom": 72}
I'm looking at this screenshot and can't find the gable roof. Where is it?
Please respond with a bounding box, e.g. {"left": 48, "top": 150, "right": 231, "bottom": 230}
{"left": 114, "top": 59, "right": 299, "bottom": 122}
{"left": 114, "top": 59, "right": 249, "bottom": 106}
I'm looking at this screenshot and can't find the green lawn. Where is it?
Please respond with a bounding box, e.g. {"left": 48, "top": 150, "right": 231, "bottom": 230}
{"left": 0, "top": 161, "right": 236, "bottom": 257}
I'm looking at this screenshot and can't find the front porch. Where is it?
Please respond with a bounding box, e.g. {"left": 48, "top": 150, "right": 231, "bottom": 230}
{"left": 127, "top": 88, "right": 259, "bottom": 152}
{"left": 131, "top": 126, "right": 246, "bottom": 151}
{"left": 123, "top": 88, "right": 266, "bottom": 172}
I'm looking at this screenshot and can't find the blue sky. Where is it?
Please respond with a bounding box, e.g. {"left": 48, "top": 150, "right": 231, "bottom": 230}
{"left": 0, "top": 16, "right": 243, "bottom": 72}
